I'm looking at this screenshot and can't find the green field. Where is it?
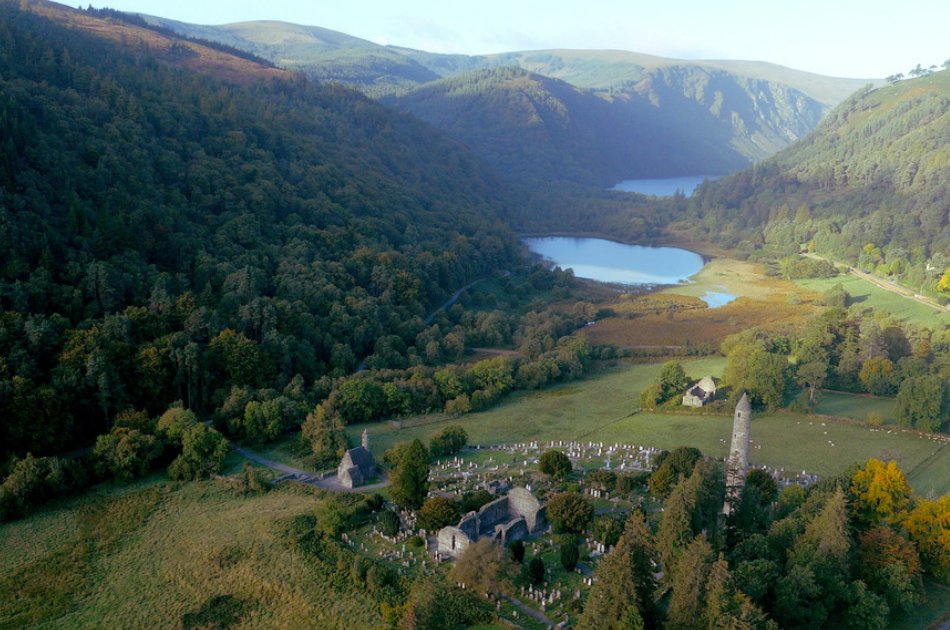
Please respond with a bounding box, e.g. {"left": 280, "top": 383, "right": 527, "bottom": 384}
{"left": 0, "top": 480, "right": 383, "bottom": 629}
{"left": 814, "top": 390, "right": 897, "bottom": 423}
{"left": 346, "top": 358, "right": 949, "bottom": 495}
{"left": 4, "top": 357, "right": 949, "bottom": 629}
{"left": 796, "top": 274, "right": 950, "bottom": 328}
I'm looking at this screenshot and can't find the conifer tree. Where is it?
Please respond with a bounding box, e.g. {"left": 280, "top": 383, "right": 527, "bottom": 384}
{"left": 666, "top": 534, "right": 713, "bottom": 629}
{"left": 656, "top": 464, "right": 703, "bottom": 584}
{"left": 577, "top": 510, "right": 658, "bottom": 629}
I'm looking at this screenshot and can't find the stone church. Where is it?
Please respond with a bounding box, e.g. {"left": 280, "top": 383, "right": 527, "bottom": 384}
{"left": 337, "top": 429, "right": 377, "bottom": 489}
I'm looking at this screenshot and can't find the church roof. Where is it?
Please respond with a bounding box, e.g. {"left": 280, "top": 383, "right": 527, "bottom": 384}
{"left": 342, "top": 446, "right": 375, "bottom": 477}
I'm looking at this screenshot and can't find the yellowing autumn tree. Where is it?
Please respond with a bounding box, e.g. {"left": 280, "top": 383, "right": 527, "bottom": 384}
{"left": 902, "top": 494, "right": 950, "bottom": 583}
{"left": 849, "top": 459, "right": 914, "bottom": 527}
{"left": 938, "top": 266, "right": 950, "bottom": 293}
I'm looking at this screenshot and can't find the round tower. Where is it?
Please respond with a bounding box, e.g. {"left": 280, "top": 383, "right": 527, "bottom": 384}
{"left": 361, "top": 428, "right": 370, "bottom": 450}
{"left": 723, "top": 392, "right": 752, "bottom": 515}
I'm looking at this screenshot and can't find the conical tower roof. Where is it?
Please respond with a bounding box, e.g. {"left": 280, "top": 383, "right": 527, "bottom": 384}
{"left": 737, "top": 392, "right": 751, "bottom": 415}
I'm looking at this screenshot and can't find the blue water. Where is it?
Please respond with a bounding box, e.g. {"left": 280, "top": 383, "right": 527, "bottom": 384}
{"left": 611, "top": 175, "right": 720, "bottom": 197}
{"left": 522, "top": 237, "right": 703, "bottom": 286}
{"left": 701, "top": 291, "right": 737, "bottom": 308}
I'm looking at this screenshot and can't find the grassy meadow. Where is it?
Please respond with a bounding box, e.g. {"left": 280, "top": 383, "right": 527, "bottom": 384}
{"left": 0, "top": 479, "right": 383, "bottom": 630}
{"left": 342, "top": 357, "right": 948, "bottom": 495}
{"left": 796, "top": 274, "right": 950, "bottom": 328}
{"left": 814, "top": 391, "right": 897, "bottom": 423}
{"left": 580, "top": 258, "right": 823, "bottom": 348}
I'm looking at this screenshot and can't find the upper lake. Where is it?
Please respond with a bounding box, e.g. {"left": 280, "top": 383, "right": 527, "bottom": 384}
{"left": 522, "top": 236, "right": 704, "bottom": 286}
{"left": 611, "top": 175, "right": 720, "bottom": 196}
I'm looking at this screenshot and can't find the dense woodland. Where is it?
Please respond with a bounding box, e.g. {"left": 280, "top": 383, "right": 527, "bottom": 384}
{"left": 570, "top": 454, "right": 950, "bottom": 630}
{"left": 683, "top": 71, "right": 950, "bottom": 300}
{"left": 0, "top": 5, "right": 521, "bottom": 459}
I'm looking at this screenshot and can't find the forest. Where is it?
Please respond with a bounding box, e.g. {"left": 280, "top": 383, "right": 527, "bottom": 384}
{"left": 681, "top": 71, "right": 950, "bottom": 301}
{"left": 0, "top": 5, "right": 520, "bottom": 460}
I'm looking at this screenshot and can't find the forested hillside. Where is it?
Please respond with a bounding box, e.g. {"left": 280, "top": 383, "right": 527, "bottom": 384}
{"left": 683, "top": 71, "right": 950, "bottom": 298}
{"left": 144, "top": 15, "right": 867, "bottom": 187}
{"left": 388, "top": 65, "right": 829, "bottom": 186}
{"left": 0, "top": 3, "right": 519, "bottom": 457}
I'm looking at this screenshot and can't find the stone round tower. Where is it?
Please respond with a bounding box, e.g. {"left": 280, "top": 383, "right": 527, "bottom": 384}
{"left": 723, "top": 392, "right": 751, "bottom": 515}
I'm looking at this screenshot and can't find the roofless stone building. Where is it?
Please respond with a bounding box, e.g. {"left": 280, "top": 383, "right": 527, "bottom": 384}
{"left": 437, "top": 487, "right": 546, "bottom": 558}
{"left": 723, "top": 392, "right": 751, "bottom": 515}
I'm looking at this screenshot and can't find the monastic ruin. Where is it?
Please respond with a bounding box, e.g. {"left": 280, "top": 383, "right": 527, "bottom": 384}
{"left": 337, "top": 429, "right": 376, "bottom": 489}
{"left": 682, "top": 375, "right": 717, "bottom": 407}
{"left": 437, "top": 487, "right": 547, "bottom": 558}
{"left": 723, "top": 392, "right": 751, "bottom": 515}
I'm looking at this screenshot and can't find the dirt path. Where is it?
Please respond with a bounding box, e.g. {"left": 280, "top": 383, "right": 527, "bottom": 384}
{"left": 234, "top": 446, "right": 389, "bottom": 492}
{"left": 804, "top": 253, "right": 949, "bottom": 314}
{"left": 500, "top": 594, "right": 558, "bottom": 627}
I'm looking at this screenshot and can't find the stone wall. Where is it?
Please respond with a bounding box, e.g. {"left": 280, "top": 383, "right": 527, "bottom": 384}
{"left": 477, "top": 496, "right": 512, "bottom": 535}
{"left": 437, "top": 526, "right": 472, "bottom": 557}
{"left": 508, "top": 487, "right": 544, "bottom": 533}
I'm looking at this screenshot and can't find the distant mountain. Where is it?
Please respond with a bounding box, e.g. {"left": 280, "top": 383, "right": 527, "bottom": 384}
{"left": 683, "top": 71, "right": 949, "bottom": 289}
{"left": 140, "top": 17, "right": 872, "bottom": 184}
{"left": 139, "top": 17, "right": 446, "bottom": 95}
{"left": 383, "top": 66, "right": 758, "bottom": 185}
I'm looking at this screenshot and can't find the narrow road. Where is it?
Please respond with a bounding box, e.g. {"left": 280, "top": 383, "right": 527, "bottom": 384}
{"left": 804, "top": 252, "right": 949, "bottom": 315}
{"left": 847, "top": 266, "right": 949, "bottom": 314}
{"left": 424, "top": 278, "right": 487, "bottom": 324}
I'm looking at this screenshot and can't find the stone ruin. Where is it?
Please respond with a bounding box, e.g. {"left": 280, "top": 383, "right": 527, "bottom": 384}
{"left": 723, "top": 392, "right": 751, "bottom": 515}
{"left": 682, "top": 375, "right": 717, "bottom": 407}
{"left": 437, "top": 487, "right": 547, "bottom": 558}
{"left": 337, "top": 429, "right": 376, "bottom": 489}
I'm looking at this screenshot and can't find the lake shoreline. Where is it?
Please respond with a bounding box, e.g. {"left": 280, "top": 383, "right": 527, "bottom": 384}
{"left": 522, "top": 235, "right": 707, "bottom": 287}
{"left": 518, "top": 231, "right": 714, "bottom": 264}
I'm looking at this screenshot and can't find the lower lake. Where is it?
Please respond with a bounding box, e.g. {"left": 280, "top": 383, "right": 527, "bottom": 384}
{"left": 522, "top": 236, "right": 704, "bottom": 286}
{"left": 611, "top": 175, "right": 720, "bottom": 196}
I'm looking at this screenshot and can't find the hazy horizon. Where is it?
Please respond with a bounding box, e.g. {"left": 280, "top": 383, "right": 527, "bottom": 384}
{"left": 63, "top": 0, "right": 949, "bottom": 79}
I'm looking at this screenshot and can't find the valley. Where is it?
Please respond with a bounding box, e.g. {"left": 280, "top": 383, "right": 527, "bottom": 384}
{"left": 1, "top": 2, "right": 949, "bottom": 629}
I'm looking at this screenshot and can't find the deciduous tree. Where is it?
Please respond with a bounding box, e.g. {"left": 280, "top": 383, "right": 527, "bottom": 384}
{"left": 389, "top": 439, "right": 429, "bottom": 509}
{"left": 546, "top": 492, "right": 594, "bottom": 534}
{"left": 168, "top": 424, "right": 230, "bottom": 480}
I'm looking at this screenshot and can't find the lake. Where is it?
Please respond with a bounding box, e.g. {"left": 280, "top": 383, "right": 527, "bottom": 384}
{"left": 611, "top": 175, "right": 720, "bottom": 197}
{"left": 522, "top": 236, "right": 704, "bottom": 286}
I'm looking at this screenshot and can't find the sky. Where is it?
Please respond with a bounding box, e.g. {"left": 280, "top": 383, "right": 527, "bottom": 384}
{"left": 64, "top": 1, "right": 949, "bottom": 78}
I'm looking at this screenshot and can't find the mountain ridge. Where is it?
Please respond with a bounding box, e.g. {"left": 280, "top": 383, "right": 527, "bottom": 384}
{"left": 681, "top": 70, "right": 949, "bottom": 296}
{"left": 141, "top": 16, "right": 874, "bottom": 103}
{"left": 135, "top": 13, "right": 874, "bottom": 185}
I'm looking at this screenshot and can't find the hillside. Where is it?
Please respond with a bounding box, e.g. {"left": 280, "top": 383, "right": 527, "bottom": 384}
{"left": 386, "top": 64, "right": 827, "bottom": 185}
{"left": 0, "top": 1, "right": 519, "bottom": 457}
{"left": 141, "top": 16, "right": 870, "bottom": 185}
{"left": 683, "top": 71, "right": 950, "bottom": 298}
